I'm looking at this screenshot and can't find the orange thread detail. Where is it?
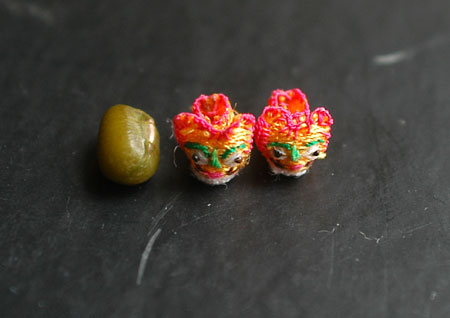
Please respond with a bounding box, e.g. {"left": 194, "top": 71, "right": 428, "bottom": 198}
{"left": 173, "top": 94, "right": 255, "bottom": 184}
{"left": 255, "top": 88, "right": 334, "bottom": 176}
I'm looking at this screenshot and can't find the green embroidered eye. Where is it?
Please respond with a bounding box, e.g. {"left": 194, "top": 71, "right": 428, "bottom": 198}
{"left": 192, "top": 154, "right": 200, "bottom": 162}
{"left": 273, "top": 148, "right": 285, "bottom": 158}
{"left": 305, "top": 139, "right": 325, "bottom": 147}
{"left": 267, "top": 142, "right": 291, "bottom": 149}
{"left": 185, "top": 142, "right": 210, "bottom": 157}
{"left": 221, "top": 143, "right": 246, "bottom": 159}
{"left": 190, "top": 150, "right": 208, "bottom": 165}
{"left": 268, "top": 142, "right": 300, "bottom": 161}
{"left": 234, "top": 155, "right": 243, "bottom": 164}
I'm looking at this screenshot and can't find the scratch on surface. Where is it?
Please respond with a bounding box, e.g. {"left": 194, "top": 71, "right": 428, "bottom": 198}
{"left": 373, "top": 50, "right": 413, "bottom": 66}
{"left": 166, "top": 118, "right": 174, "bottom": 139}
{"left": 432, "top": 194, "right": 448, "bottom": 205}
{"left": 403, "top": 223, "right": 432, "bottom": 235}
{"left": 318, "top": 223, "right": 339, "bottom": 234}
{"left": 383, "top": 260, "right": 388, "bottom": 315}
{"left": 359, "top": 231, "right": 383, "bottom": 244}
{"left": 176, "top": 212, "right": 215, "bottom": 230}
{"left": 373, "top": 35, "right": 450, "bottom": 66}
{"left": 327, "top": 230, "right": 335, "bottom": 289}
{"left": 65, "top": 196, "right": 71, "bottom": 218}
{"left": 318, "top": 227, "right": 336, "bottom": 234}
{"left": 172, "top": 145, "right": 180, "bottom": 168}
{"left": 318, "top": 225, "right": 337, "bottom": 288}
{"left": 136, "top": 228, "right": 162, "bottom": 285}
{"left": 147, "top": 192, "right": 181, "bottom": 236}
{"left": 1, "top": 0, "right": 54, "bottom": 25}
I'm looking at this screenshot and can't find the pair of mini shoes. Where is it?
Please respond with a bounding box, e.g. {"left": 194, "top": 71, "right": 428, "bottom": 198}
{"left": 173, "top": 88, "right": 333, "bottom": 185}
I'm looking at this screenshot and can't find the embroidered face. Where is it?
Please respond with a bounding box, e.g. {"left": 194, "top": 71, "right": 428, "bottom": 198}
{"left": 173, "top": 94, "right": 255, "bottom": 185}
{"left": 255, "top": 89, "right": 333, "bottom": 177}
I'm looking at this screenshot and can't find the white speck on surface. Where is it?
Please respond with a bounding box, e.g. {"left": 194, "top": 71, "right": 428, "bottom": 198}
{"left": 398, "top": 119, "right": 406, "bottom": 126}
{"left": 290, "top": 66, "right": 300, "bottom": 76}
{"left": 430, "top": 291, "right": 437, "bottom": 300}
{"left": 136, "top": 228, "right": 162, "bottom": 286}
{"left": 207, "top": 203, "right": 211, "bottom": 207}
{"left": 9, "top": 286, "right": 18, "bottom": 294}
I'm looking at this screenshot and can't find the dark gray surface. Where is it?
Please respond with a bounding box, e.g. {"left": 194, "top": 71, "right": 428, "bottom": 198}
{"left": 1, "top": 0, "right": 450, "bottom": 317}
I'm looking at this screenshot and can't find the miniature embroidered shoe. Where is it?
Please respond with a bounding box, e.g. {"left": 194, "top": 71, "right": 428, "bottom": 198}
{"left": 255, "top": 88, "right": 333, "bottom": 177}
{"left": 173, "top": 94, "right": 255, "bottom": 185}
